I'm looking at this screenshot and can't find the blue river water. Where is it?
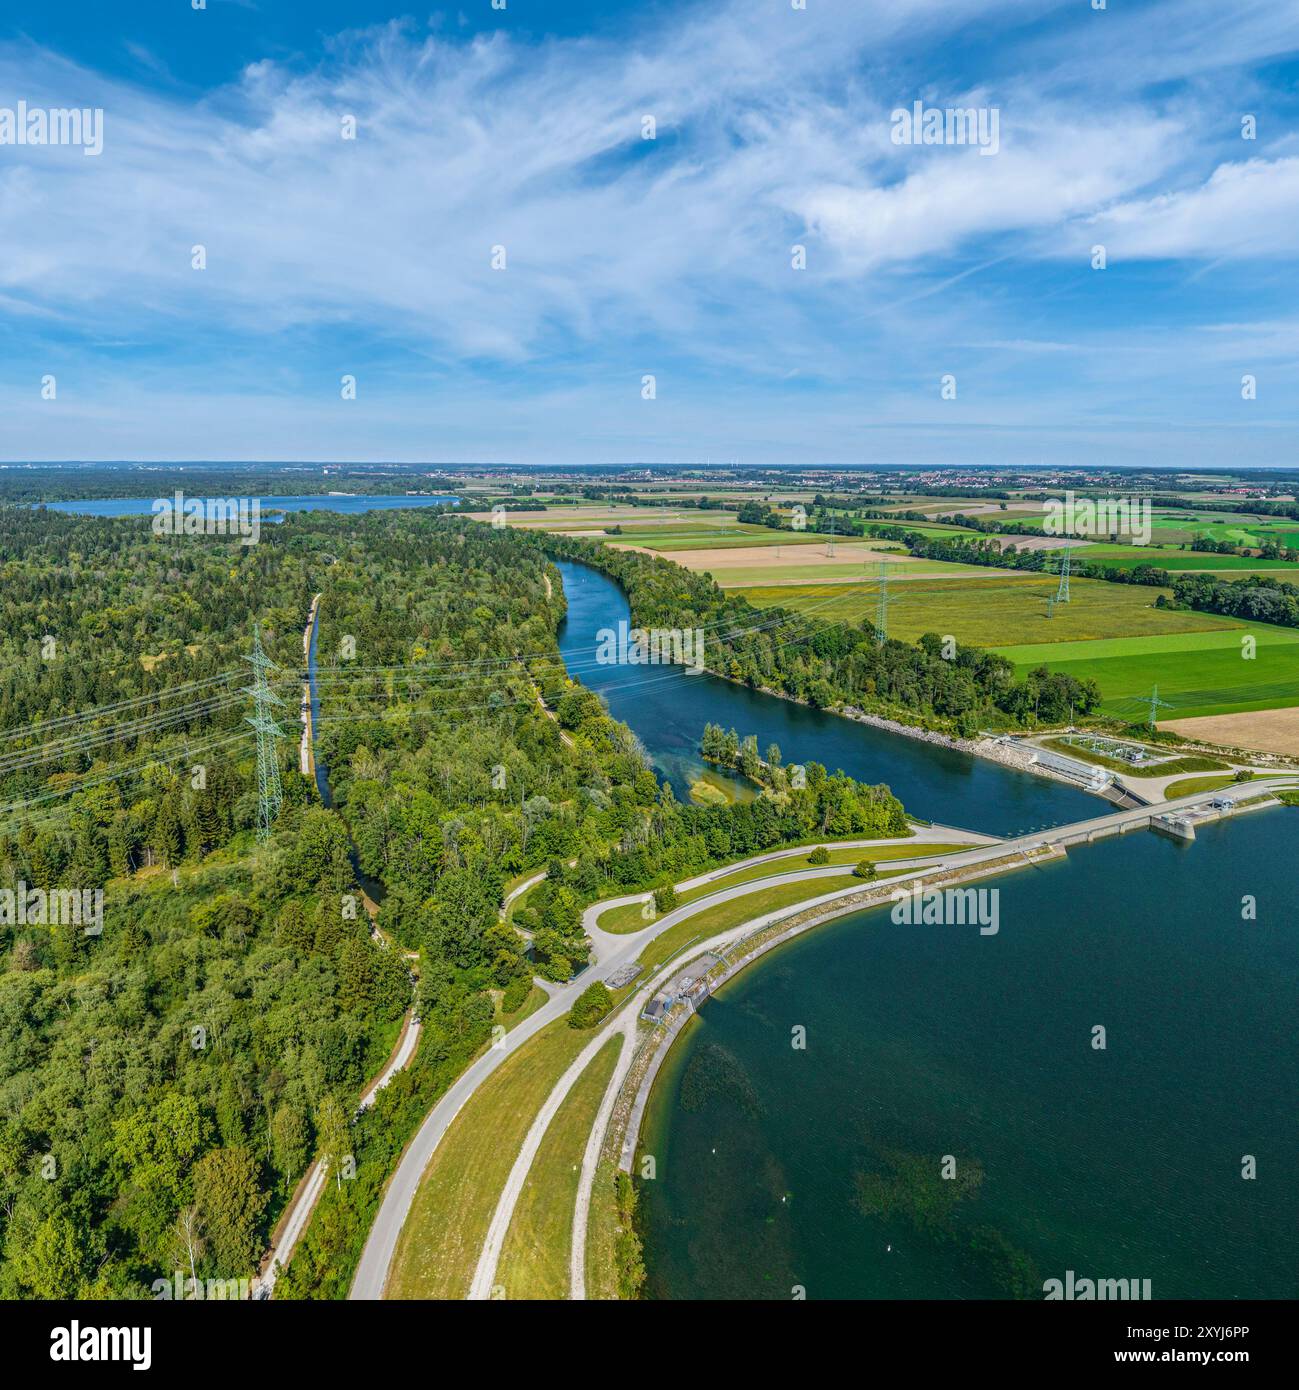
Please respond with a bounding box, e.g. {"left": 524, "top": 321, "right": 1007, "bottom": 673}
{"left": 553, "top": 557, "right": 1099, "bottom": 836}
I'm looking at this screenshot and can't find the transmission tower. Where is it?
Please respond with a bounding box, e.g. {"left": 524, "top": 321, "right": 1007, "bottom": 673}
{"left": 1145, "top": 684, "right": 1172, "bottom": 729}
{"left": 1054, "top": 546, "right": 1071, "bottom": 604}
{"left": 244, "top": 624, "right": 287, "bottom": 842}
{"left": 826, "top": 509, "right": 837, "bottom": 559}
{"left": 874, "top": 562, "right": 892, "bottom": 645}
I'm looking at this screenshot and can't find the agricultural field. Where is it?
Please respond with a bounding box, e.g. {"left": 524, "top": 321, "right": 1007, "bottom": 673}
{"left": 861, "top": 518, "right": 979, "bottom": 539}
{"left": 1162, "top": 707, "right": 1299, "bottom": 758}
{"left": 1003, "top": 507, "right": 1299, "bottom": 551}
{"left": 994, "top": 623, "right": 1299, "bottom": 722}
{"left": 652, "top": 544, "right": 997, "bottom": 588}
{"left": 1075, "top": 544, "right": 1299, "bottom": 573}
{"left": 868, "top": 493, "right": 1039, "bottom": 515}
{"left": 609, "top": 524, "right": 834, "bottom": 551}
{"left": 466, "top": 504, "right": 729, "bottom": 532}
{"left": 734, "top": 574, "right": 1232, "bottom": 648}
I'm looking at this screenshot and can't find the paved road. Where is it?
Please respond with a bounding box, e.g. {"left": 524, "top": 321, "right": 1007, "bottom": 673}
{"left": 468, "top": 1017, "right": 637, "bottom": 1300}
{"left": 583, "top": 822, "right": 993, "bottom": 947}
{"left": 349, "top": 779, "right": 1299, "bottom": 1301}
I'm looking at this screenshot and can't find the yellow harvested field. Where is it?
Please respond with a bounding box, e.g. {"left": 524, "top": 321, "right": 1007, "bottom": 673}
{"left": 626, "top": 541, "right": 924, "bottom": 572}
{"left": 465, "top": 507, "right": 723, "bottom": 529}
{"left": 1161, "top": 708, "right": 1299, "bottom": 759}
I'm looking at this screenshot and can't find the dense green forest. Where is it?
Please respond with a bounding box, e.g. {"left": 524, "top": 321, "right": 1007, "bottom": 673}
{"left": 0, "top": 507, "right": 635, "bottom": 1298}
{"left": 1166, "top": 572, "right": 1299, "bottom": 628}
{"left": 0, "top": 507, "right": 456, "bottom": 1298}
{"left": 533, "top": 533, "right": 1100, "bottom": 733}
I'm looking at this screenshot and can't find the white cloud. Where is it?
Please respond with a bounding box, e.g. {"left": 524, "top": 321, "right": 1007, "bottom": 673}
{"left": 799, "top": 113, "right": 1181, "bottom": 270}
{"left": 1084, "top": 158, "right": 1299, "bottom": 260}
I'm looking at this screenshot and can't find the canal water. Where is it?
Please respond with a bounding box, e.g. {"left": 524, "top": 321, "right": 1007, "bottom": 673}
{"left": 553, "top": 557, "right": 1299, "bottom": 1301}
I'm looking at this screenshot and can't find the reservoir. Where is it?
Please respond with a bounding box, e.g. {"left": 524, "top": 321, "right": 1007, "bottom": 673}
{"left": 553, "top": 556, "right": 1299, "bottom": 1301}
{"left": 638, "top": 816, "right": 1299, "bottom": 1300}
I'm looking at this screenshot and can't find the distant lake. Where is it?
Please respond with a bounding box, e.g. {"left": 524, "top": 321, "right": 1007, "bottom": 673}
{"left": 40, "top": 494, "right": 459, "bottom": 518}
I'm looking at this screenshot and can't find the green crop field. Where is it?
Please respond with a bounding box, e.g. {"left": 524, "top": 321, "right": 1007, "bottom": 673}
{"left": 1075, "top": 545, "right": 1299, "bottom": 572}
{"left": 707, "top": 556, "right": 994, "bottom": 588}
{"left": 735, "top": 574, "right": 1231, "bottom": 647}
{"left": 995, "top": 623, "right": 1299, "bottom": 721}
{"left": 862, "top": 519, "right": 977, "bottom": 539}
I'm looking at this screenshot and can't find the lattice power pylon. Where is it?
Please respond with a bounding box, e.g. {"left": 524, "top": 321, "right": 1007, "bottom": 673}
{"left": 875, "top": 561, "right": 892, "bottom": 645}
{"left": 1055, "top": 546, "right": 1071, "bottom": 604}
{"left": 244, "top": 624, "right": 287, "bottom": 842}
{"left": 1145, "top": 684, "right": 1172, "bottom": 729}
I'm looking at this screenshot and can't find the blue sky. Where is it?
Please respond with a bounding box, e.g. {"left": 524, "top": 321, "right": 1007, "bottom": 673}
{"left": 1, "top": 0, "right": 1297, "bottom": 466}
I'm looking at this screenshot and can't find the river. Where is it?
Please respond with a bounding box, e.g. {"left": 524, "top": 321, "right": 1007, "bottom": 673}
{"left": 553, "top": 558, "right": 1098, "bottom": 836}
{"left": 554, "top": 557, "right": 1299, "bottom": 1301}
